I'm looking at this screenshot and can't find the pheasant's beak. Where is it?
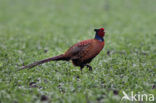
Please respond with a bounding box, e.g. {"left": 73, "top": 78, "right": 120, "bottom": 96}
{"left": 94, "top": 29, "right": 99, "bottom": 32}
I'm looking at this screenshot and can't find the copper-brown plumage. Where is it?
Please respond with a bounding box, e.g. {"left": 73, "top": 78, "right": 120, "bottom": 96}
{"left": 20, "top": 28, "right": 105, "bottom": 71}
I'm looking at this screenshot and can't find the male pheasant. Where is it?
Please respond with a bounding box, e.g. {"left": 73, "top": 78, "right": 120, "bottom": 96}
{"left": 20, "top": 28, "right": 105, "bottom": 71}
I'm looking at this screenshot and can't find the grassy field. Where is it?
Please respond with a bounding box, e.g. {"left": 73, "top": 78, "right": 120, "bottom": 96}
{"left": 0, "top": 0, "right": 156, "bottom": 103}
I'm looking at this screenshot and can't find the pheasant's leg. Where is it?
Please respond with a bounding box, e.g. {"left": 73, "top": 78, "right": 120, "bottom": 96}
{"left": 80, "top": 65, "right": 84, "bottom": 71}
{"left": 80, "top": 67, "right": 83, "bottom": 71}
{"left": 86, "top": 64, "right": 92, "bottom": 71}
{"left": 80, "top": 66, "right": 84, "bottom": 74}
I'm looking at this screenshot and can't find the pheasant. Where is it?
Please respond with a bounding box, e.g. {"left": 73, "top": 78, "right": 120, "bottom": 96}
{"left": 20, "top": 28, "right": 105, "bottom": 71}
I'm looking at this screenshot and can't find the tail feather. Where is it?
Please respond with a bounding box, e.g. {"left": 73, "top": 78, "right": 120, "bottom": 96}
{"left": 19, "top": 54, "right": 67, "bottom": 70}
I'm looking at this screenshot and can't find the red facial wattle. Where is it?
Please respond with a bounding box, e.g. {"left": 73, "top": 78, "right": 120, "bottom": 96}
{"left": 98, "top": 28, "right": 105, "bottom": 37}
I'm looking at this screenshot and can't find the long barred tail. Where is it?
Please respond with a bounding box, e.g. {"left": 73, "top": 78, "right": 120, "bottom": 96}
{"left": 19, "top": 54, "right": 66, "bottom": 70}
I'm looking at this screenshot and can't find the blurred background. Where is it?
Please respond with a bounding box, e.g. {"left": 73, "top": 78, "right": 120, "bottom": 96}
{"left": 0, "top": 0, "right": 156, "bottom": 103}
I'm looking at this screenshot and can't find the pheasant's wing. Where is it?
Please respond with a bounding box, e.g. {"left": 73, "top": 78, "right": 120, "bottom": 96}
{"left": 65, "top": 40, "right": 92, "bottom": 60}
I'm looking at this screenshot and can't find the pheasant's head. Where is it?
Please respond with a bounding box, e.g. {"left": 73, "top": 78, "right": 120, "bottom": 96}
{"left": 94, "top": 28, "right": 105, "bottom": 38}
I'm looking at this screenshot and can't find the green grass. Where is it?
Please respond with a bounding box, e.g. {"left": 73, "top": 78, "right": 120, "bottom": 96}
{"left": 0, "top": 0, "right": 156, "bottom": 103}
